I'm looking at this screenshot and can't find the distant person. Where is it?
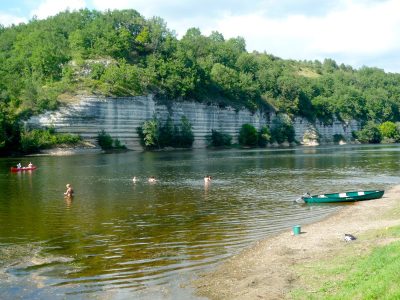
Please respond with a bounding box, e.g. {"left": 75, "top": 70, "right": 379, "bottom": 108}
{"left": 64, "top": 184, "right": 74, "bottom": 197}
{"left": 204, "top": 175, "right": 212, "bottom": 183}
{"left": 17, "top": 163, "right": 21, "bottom": 168}
{"left": 28, "top": 162, "right": 33, "bottom": 168}
{"left": 148, "top": 176, "right": 156, "bottom": 183}
{"left": 132, "top": 176, "right": 137, "bottom": 183}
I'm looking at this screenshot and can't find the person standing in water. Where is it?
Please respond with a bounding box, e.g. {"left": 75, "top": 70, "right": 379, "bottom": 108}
{"left": 64, "top": 184, "right": 74, "bottom": 197}
{"left": 204, "top": 175, "right": 212, "bottom": 183}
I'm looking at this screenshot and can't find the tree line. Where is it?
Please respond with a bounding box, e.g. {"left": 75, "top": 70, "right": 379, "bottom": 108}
{"left": 1, "top": 9, "right": 400, "bottom": 154}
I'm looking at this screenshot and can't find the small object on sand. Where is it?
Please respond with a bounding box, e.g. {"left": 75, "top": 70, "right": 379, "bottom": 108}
{"left": 344, "top": 233, "right": 357, "bottom": 242}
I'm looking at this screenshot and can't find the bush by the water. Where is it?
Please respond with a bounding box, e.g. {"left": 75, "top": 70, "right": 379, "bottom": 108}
{"left": 97, "top": 129, "right": 126, "bottom": 150}
{"left": 20, "top": 128, "right": 81, "bottom": 153}
{"left": 137, "top": 116, "right": 194, "bottom": 149}
{"left": 354, "top": 122, "right": 382, "bottom": 144}
{"left": 238, "top": 124, "right": 258, "bottom": 147}
{"left": 270, "top": 114, "right": 295, "bottom": 144}
{"left": 258, "top": 126, "right": 271, "bottom": 147}
{"left": 209, "top": 130, "right": 232, "bottom": 147}
{"left": 379, "top": 121, "right": 400, "bottom": 142}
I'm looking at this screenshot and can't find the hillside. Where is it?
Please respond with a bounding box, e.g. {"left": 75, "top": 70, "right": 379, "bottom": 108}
{"left": 1, "top": 9, "right": 400, "bottom": 153}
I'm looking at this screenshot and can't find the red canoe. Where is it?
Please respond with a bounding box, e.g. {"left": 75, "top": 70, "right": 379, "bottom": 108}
{"left": 10, "top": 166, "right": 37, "bottom": 172}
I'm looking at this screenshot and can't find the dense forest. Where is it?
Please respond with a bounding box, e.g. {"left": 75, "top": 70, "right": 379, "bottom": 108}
{"left": 1, "top": 9, "right": 400, "bottom": 154}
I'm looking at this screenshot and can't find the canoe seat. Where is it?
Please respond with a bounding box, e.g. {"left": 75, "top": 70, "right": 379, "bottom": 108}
{"left": 318, "top": 195, "right": 327, "bottom": 198}
{"left": 339, "top": 193, "right": 347, "bottom": 198}
{"left": 357, "top": 191, "right": 365, "bottom": 196}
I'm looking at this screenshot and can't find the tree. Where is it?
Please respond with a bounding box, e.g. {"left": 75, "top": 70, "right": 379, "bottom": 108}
{"left": 270, "top": 114, "right": 295, "bottom": 144}
{"left": 258, "top": 126, "right": 271, "bottom": 147}
{"left": 140, "top": 117, "right": 160, "bottom": 148}
{"left": 238, "top": 124, "right": 258, "bottom": 147}
{"left": 209, "top": 130, "right": 232, "bottom": 147}
{"left": 178, "top": 116, "right": 194, "bottom": 147}
{"left": 355, "top": 122, "right": 382, "bottom": 144}
{"left": 379, "top": 121, "right": 400, "bottom": 141}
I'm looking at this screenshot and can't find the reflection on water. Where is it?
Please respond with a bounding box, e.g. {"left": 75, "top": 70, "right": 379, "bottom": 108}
{"left": 0, "top": 144, "right": 399, "bottom": 298}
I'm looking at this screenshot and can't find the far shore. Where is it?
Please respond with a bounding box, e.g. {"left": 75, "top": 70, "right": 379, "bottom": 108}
{"left": 192, "top": 185, "right": 400, "bottom": 299}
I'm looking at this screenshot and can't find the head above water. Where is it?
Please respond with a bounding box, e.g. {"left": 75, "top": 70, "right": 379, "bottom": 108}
{"left": 66, "top": 184, "right": 71, "bottom": 188}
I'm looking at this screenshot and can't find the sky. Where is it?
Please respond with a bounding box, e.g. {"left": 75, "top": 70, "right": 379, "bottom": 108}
{"left": 1, "top": 0, "right": 400, "bottom": 73}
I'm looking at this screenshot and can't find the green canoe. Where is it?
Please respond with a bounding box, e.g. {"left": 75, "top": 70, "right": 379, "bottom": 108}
{"left": 302, "top": 190, "right": 384, "bottom": 203}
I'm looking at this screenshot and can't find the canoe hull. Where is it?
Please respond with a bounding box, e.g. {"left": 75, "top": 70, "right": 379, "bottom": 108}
{"left": 10, "top": 166, "right": 37, "bottom": 172}
{"left": 303, "top": 190, "right": 384, "bottom": 203}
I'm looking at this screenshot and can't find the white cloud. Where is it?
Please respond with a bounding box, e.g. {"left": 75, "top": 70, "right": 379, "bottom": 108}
{"left": 207, "top": 0, "right": 400, "bottom": 70}
{"left": 0, "top": 13, "right": 27, "bottom": 26}
{"left": 30, "top": 0, "right": 86, "bottom": 19}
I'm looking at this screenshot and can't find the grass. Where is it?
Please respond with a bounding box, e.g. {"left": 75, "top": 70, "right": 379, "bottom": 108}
{"left": 291, "top": 226, "right": 400, "bottom": 299}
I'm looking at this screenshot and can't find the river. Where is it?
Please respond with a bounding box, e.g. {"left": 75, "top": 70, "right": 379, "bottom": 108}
{"left": 0, "top": 144, "right": 399, "bottom": 299}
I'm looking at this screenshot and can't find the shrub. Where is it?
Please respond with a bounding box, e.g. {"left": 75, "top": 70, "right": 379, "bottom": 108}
{"left": 137, "top": 115, "right": 194, "bottom": 149}
{"left": 141, "top": 118, "right": 161, "bottom": 149}
{"left": 238, "top": 123, "right": 258, "bottom": 147}
{"left": 209, "top": 129, "right": 232, "bottom": 147}
{"left": 97, "top": 130, "right": 114, "bottom": 150}
{"left": 159, "top": 117, "right": 174, "bottom": 147}
{"left": 355, "top": 122, "right": 382, "bottom": 144}
{"left": 379, "top": 121, "right": 400, "bottom": 142}
{"left": 270, "top": 114, "right": 295, "bottom": 144}
{"left": 96, "top": 130, "right": 126, "bottom": 150}
{"left": 20, "top": 128, "right": 81, "bottom": 153}
{"left": 178, "top": 116, "right": 194, "bottom": 148}
{"left": 258, "top": 126, "right": 271, "bottom": 147}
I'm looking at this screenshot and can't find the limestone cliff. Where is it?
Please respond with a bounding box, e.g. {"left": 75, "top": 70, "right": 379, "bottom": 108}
{"left": 26, "top": 95, "right": 359, "bottom": 150}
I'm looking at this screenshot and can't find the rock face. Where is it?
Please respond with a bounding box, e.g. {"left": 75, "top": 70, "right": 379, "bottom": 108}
{"left": 26, "top": 95, "right": 359, "bottom": 150}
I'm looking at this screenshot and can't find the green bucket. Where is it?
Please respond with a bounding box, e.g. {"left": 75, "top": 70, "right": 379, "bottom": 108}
{"left": 293, "top": 225, "right": 301, "bottom": 235}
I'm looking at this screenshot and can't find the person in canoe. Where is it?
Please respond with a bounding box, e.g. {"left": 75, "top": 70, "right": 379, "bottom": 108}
{"left": 28, "top": 162, "right": 33, "bottom": 168}
{"left": 64, "top": 184, "right": 74, "bottom": 198}
{"left": 148, "top": 176, "right": 157, "bottom": 183}
{"left": 17, "top": 163, "right": 22, "bottom": 169}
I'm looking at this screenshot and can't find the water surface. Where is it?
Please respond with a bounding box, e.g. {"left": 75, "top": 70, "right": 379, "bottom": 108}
{"left": 0, "top": 145, "right": 399, "bottom": 299}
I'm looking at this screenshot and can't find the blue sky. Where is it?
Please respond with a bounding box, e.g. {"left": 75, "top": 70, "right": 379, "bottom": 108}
{"left": 1, "top": 0, "right": 400, "bottom": 73}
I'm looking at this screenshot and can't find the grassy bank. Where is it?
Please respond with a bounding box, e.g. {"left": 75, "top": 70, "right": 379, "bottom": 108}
{"left": 291, "top": 218, "right": 400, "bottom": 299}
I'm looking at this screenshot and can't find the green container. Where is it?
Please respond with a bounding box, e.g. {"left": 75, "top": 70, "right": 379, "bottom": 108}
{"left": 293, "top": 225, "right": 301, "bottom": 235}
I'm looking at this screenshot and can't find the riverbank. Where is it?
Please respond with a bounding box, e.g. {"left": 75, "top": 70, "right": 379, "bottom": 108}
{"left": 193, "top": 185, "right": 400, "bottom": 299}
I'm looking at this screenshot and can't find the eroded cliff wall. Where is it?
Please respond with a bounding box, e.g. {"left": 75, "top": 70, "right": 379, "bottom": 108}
{"left": 27, "top": 95, "right": 359, "bottom": 149}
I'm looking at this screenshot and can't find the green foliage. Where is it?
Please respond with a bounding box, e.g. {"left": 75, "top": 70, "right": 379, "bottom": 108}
{"left": 20, "top": 128, "right": 81, "bottom": 153}
{"left": 96, "top": 129, "right": 114, "bottom": 150}
{"left": 238, "top": 124, "right": 258, "bottom": 147}
{"left": 354, "top": 122, "right": 382, "bottom": 144}
{"left": 137, "top": 115, "right": 194, "bottom": 149}
{"left": 209, "top": 130, "right": 232, "bottom": 147}
{"left": 270, "top": 114, "right": 295, "bottom": 144}
{"left": 3, "top": 9, "right": 400, "bottom": 154}
{"left": 379, "top": 121, "right": 400, "bottom": 142}
{"left": 258, "top": 126, "right": 271, "bottom": 147}
{"left": 292, "top": 232, "right": 400, "bottom": 299}
{"left": 96, "top": 129, "right": 126, "bottom": 150}
{"left": 139, "top": 118, "right": 160, "bottom": 149}
{"left": 178, "top": 116, "right": 194, "bottom": 147}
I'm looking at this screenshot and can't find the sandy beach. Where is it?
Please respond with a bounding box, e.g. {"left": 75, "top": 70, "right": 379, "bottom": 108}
{"left": 193, "top": 185, "right": 400, "bottom": 299}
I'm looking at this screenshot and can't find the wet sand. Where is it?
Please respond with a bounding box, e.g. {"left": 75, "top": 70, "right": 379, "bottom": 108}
{"left": 193, "top": 185, "right": 400, "bottom": 299}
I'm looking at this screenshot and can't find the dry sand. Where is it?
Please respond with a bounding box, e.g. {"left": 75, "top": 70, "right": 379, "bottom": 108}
{"left": 193, "top": 185, "right": 400, "bottom": 299}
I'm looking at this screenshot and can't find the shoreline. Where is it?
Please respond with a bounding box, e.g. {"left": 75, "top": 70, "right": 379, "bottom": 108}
{"left": 192, "top": 185, "right": 400, "bottom": 299}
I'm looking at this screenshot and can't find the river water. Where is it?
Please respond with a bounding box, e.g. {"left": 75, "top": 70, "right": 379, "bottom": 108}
{"left": 0, "top": 144, "right": 399, "bottom": 299}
